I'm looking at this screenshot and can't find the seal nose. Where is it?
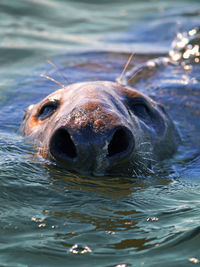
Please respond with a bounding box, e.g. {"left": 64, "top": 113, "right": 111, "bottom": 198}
{"left": 49, "top": 126, "right": 134, "bottom": 172}
{"left": 107, "top": 127, "right": 134, "bottom": 159}
{"left": 50, "top": 128, "right": 77, "bottom": 161}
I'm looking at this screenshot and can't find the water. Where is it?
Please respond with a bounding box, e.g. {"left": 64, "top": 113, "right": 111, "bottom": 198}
{"left": 0, "top": 0, "right": 200, "bottom": 266}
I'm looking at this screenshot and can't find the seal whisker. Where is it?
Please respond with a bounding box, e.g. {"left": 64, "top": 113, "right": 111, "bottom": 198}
{"left": 141, "top": 157, "right": 156, "bottom": 162}
{"left": 133, "top": 161, "right": 139, "bottom": 166}
{"left": 135, "top": 151, "right": 153, "bottom": 156}
{"left": 134, "top": 159, "right": 149, "bottom": 172}
{"left": 40, "top": 74, "right": 64, "bottom": 88}
{"left": 137, "top": 168, "right": 143, "bottom": 174}
{"left": 136, "top": 159, "right": 155, "bottom": 174}
{"left": 135, "top": 152, "right": 153, "bottom": 160}
{"left": 138, "top": 142, "right": 151, "bottom": 146}
{"left": 117, "top": 52, "right": 134, "bottom": 84}
{"left": 131, "top": 168, "right": 139, "bottom": 178}
{"left": 47, "top": 60, "right": 69, "bottom": 84}
{"left": 130, "top": 159, "right": 146, "bottom": 177}
{"left": 127, "top": 68, "right": 143, "bottom": 83}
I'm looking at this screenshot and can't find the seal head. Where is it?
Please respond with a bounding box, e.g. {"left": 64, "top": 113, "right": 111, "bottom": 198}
{"left": 21, "top": 81, "right": 180, "bottom": 176}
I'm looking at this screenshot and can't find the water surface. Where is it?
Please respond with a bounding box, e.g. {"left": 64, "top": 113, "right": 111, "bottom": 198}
{"left": 0, "top": 0, "right": 200, "bottom": 266}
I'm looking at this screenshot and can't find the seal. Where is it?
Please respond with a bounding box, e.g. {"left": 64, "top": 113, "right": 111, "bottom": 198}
{"left": 21, "top": 80, "right": 180, "bottom": 176}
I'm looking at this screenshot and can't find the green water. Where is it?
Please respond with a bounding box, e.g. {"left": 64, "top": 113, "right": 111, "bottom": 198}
{"left": 0, "top": 0, "right": 200, "bottom": 266}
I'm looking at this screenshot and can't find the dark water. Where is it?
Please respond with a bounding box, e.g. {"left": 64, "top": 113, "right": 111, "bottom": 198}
{"left": 0, "top": 0, "right": 200, "bottom": 266}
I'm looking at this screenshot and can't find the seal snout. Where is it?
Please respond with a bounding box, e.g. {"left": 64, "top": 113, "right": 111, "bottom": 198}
{"left": 49, "top": 125, "right": 135, "bottom": 173}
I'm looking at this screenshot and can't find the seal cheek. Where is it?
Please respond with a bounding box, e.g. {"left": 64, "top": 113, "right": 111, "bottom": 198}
{"left": 24, "top": 117, "right": 44, "bottom": 136}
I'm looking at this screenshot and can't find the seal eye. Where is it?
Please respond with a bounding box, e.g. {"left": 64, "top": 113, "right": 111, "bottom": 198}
{"left": 37, "top": 101, "right": 59, "bottom": 120}
{"left": 127, "top": 97, "right": 151, "bottom": 119}
{"left": 132, "top": 104, "right": 150, "bottom": 118}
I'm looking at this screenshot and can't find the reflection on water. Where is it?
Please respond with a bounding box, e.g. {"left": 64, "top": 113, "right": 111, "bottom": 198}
{"left": 170, "top": 27, "right": 200, "bottom": 62}
{"left": 0, "top": 0, "right": 200, "bottom": 266}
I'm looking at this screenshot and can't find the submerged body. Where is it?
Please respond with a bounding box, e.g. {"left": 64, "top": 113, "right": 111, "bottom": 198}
{"left": 21, "top": 81, "right": 180, "bottom": 176}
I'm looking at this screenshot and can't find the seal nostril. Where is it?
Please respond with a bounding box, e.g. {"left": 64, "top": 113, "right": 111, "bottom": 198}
{"left": 107, "top": 128, "right": 133, "bottom": 158}
{"left": 50, "top": 128, "right": 77, "bottom": 159}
